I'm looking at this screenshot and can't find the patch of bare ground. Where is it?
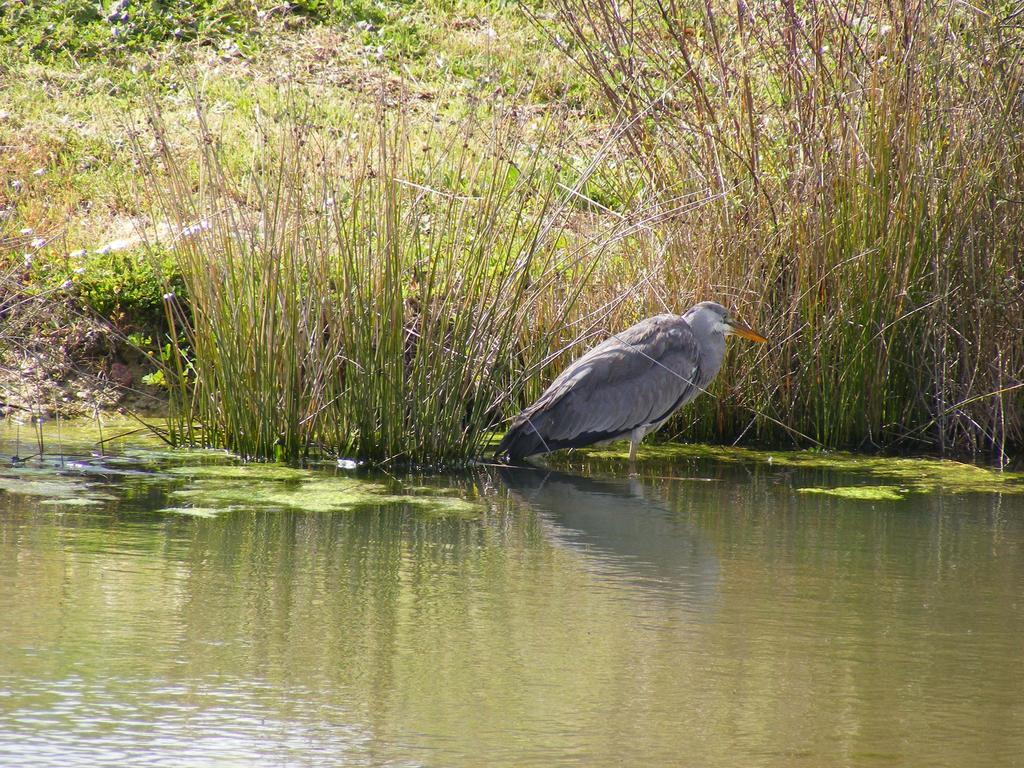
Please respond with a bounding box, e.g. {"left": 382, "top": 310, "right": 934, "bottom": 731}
{"left": 0, "top": 278, "right": 165, "bottom": 418}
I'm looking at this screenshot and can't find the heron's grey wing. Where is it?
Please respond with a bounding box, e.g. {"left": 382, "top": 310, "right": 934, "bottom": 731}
{"left": 526, "top": 314, "right": 703, "bottom": 443}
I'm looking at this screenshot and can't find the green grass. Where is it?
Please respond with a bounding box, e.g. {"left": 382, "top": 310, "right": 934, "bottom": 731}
{"left": 0, "top": 0, "right": 257, "bottom": 62}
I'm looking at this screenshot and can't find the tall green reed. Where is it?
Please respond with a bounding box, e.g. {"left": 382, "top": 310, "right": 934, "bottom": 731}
{"left": 544, "top": 0, "right": 1024, "bottom": 457}
{"left": 142, "top": 94, "right": 605, "bottom": 464}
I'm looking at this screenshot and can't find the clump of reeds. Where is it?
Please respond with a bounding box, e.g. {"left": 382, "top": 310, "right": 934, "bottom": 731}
{"left": 543, "top": 0, "right": 1024, "bottom": 458}
{"left": 141, "top": 93, "right": 609, "bottom": 465}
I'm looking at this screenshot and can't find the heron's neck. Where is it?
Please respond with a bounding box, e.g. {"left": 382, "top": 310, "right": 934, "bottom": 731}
{"left": 695, "top": 332, "right": 727, "bottom": 388}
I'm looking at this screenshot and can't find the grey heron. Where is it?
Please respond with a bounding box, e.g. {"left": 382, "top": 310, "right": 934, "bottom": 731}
{"left": 497, "top": 301, "right": 767, "bottom": 463}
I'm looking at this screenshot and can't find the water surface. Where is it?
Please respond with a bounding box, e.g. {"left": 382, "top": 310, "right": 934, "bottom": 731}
{"left": 1, "top": 422, "right": 1023, "bottom": 766}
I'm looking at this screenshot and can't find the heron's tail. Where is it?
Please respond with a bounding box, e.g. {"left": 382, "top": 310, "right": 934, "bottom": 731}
{"left": 495, "top": 420, "right": 548, "bottom": 462}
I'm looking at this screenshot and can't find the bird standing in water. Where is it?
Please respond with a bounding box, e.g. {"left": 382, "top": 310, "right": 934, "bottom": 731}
{"left": 497, "top": 301, "right": 767, "bottom": 464}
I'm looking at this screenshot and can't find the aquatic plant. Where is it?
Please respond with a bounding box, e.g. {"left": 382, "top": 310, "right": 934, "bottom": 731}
{"left": 142, "top": 93, "right": 612, "bottom": 464}
{"left": 796, "top": 486, "right": 906, "bottom": 502}
{"left": 572, "top": 443, "right": 1024, "bottom": 495}
{"left": 164, "top": 463, "right": 481, "bottom": 517}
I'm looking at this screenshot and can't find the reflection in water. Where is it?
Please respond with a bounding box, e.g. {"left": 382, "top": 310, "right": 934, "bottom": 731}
{"left": 498, "top": 466, "right": 719, "bottom": 607}
{"left": 1, "top": 437, "right": 1024, "bottom": 767}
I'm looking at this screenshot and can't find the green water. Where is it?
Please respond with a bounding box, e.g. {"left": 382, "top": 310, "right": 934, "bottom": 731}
{"left": 1, "top": 422, "right": 1023, "bottom": 767}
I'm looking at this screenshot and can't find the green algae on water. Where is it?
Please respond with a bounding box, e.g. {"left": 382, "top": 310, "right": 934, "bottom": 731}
{"left": 158, "top": 506, "right": 229, "bottom": 518}
{"left": 797, "top": 485, "right": 907, "bottom": 501}
{"left": 166, "top": 464, "right": 312, "bottom": 482}
{"left": 39, "top": 497, "right": 112, "bottom": 507}
{"left": 0, "top": 474, "right": 116, "bottom": 505}
{"left": 168, "top": 469, "right": 482, "bottom": 517}
{"left": 576, "top": 444, "right": 1024, "bottom": 495}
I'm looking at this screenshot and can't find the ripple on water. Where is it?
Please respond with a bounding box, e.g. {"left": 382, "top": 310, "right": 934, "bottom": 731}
{"left": 1, "top": 677, "right": 381, "bottom": 768}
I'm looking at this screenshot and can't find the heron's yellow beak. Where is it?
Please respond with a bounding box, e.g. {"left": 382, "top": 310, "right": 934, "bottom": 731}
{"left": 727, "top": 317, "right": 768, "bottom": 343}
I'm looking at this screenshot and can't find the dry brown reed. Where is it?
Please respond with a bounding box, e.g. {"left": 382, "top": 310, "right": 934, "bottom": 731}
{"left": 542, "top": 0, "right": 1024, "bottom": 458}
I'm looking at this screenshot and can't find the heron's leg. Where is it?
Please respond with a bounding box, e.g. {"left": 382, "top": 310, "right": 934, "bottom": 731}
{"left": 629, "top": 426, "right": 647, "bottom": 462}
{"left": 627, "top": 439, "right": 638, "bottom": 476}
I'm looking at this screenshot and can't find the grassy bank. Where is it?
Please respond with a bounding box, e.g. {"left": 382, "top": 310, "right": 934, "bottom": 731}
{"left": 2, "top": 1, "right": 1022, "bottom": 462}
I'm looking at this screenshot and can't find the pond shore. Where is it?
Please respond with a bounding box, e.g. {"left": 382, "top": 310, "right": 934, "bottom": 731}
{"left": 3, "top": 2, "right": 1021, "bottom": 460}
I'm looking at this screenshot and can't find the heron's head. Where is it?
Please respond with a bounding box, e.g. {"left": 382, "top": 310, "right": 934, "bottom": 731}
{"left": 685, "top": 301, "right": 768, "bottom": 344}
